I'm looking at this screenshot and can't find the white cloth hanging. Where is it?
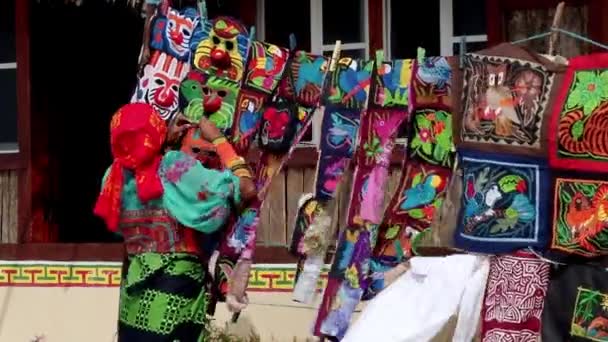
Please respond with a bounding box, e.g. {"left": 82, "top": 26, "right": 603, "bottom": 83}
{"left": 342, "top": 254, "right": 490, "bottom": 342}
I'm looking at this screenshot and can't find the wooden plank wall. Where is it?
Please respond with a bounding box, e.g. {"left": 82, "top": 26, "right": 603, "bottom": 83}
{"left": 0, "top": 170, "right": 19, "bottom": 243}
{"left": 257, "top": 166, "right": 403, "bottom": 248}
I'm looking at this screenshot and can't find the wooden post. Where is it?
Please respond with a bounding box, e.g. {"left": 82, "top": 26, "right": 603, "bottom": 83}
{"left": 548, "top": 1, "right": 565, "bottom": 56}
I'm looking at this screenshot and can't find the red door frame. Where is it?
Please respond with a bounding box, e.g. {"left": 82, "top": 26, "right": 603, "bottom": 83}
{"left": 16, "top": 0, "right": 32, "bottom": 243}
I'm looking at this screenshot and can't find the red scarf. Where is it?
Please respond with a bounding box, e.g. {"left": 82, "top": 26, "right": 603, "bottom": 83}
{"left": 94, "top": 103, "right": 167, "bottom": 231}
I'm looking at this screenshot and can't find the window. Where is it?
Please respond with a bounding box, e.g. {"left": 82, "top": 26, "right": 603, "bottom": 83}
{"left": 258, "top": 0, "right": 370, "bottom": 146}
{"left": 384, "top": 0, "right": 440, "bottom": 59}
{"left": 384, "top": 0, "right": 486, "bottom": 142}
{"left": 0, "top": 0, "right": 18, "bottom": 154}
{"left": 440, "top": 0, "right": 487, "bottom": 56}
{"left": 384, "top": 0, "right": 487, "bottom": 58}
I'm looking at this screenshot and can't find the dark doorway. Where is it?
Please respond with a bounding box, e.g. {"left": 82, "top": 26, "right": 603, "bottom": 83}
{"left": 30, "top": 1, "right": 143, "bottom": 242}
{"left": 29, "top": 0, "right": 251, "bottom": 243}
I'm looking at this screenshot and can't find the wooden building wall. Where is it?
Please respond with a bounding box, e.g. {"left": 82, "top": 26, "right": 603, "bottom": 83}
{"left": 0, "top": 170, "right": 18, "bottom": 243}
{"left": 255, "top": 166, "right": 403, "bottom": 248}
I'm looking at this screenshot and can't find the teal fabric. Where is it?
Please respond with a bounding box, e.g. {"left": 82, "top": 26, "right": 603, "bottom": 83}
{"left": 101, "top": 150, "right": 240, "bottom": 235}
{"left": 159, "top": 151, "right": 241, "bottom": 233}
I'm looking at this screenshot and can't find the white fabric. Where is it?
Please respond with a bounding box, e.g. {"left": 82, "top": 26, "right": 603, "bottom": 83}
{"left": 342, "top": 254, "right": 490, "bottom": 342}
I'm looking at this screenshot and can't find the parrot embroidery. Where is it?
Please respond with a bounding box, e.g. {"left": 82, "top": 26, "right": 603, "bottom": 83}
{"left": 238, "top": 99, "right": 260, "bottom": 137}
{"left": 247, "top": 42, "right": 288, "bottom": 91}
{"left": 417, "top": 57, "right": 451, "bottom": 90}
{"left": 338, "top": 61, "right": 372, "bottom": 104}
{"left": 400, "top": 174, "right": 443, "bottom": 211}
{"left": 295, "top": 57, "right": 326, "bottom": 94}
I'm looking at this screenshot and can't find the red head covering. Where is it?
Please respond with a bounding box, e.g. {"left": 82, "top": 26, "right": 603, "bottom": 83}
{"left": 94, "top": 103, "right": 167, "bottom": 231}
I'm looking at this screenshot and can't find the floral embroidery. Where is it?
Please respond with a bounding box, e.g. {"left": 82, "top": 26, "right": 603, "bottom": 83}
{"left": 553, "top": 62, "right": 608, "bottom": 169}
{"left": 262, "top": 107, "right": 290, "bottom": 139}
{"left": 566, "top": 70, "right": 608, "bottom": 116}
{"left": 364, "top": 136, "right": 383, "bottom": 159}
{"left": 410, "top": 109, "right": 454, "bottom": 167}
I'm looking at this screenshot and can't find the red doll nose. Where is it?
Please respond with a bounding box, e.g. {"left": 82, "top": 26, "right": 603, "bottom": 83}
{"left": 210, "top": 49, "right": 230, "bottom": 68}
{"left": 171, "top": 31, "right": 184, "bottom": 44}
{"left": 203, "top": 95, "right": 222, "bottom": 114}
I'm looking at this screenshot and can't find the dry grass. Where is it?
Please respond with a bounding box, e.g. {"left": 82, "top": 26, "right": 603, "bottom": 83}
{"left": 207, "top": 325, "right": 261, "bottom": 342}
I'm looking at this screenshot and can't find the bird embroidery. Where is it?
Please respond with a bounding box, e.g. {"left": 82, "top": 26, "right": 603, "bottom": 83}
{"left": 400, "top": 174, "right": 443, "bottom": 211}
{"left": 464, "top": 173, "right": 535, "bottom": 234}
{"left": 295, "top": 57, "right": 326, "bottom": 94}
{"left": 565, "top": 184, "right": 608, "bottom": 252}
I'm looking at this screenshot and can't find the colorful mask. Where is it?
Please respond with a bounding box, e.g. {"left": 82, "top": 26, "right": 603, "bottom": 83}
{"left": 132, "top": 51, "right": 190, "bottom": 121}
{"left": 191, "top": 16, "right": 250, "bottom": 82}
{"left": 180, "top": 71, "right": 239, "bottom": 132}
{"left": 150, "top": 6, "right": 199, "bottom": 61}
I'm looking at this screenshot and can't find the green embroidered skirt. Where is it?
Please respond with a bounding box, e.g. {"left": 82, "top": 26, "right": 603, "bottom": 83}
{"left": 118, "top": 253, "right": 208, "bottom": 342}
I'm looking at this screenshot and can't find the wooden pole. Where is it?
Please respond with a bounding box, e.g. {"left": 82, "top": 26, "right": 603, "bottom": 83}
{"left": 548, "top": 1, "right": 565, "bottom": 56}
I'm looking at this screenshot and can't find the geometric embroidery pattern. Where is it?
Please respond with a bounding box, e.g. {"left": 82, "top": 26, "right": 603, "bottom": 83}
{"left": 0, "top": 262, "right": 329, "bottom": 291}
{"left": 481, "top": 253, "right": 550, "bottom": 341}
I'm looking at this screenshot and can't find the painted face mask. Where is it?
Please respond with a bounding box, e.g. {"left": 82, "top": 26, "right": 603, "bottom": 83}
{"left": 191, "top": 16, "right": 250, "bottom": 82}
{"left": 180, "top": 71, "right": 239, "bottom": 133}
{"left": 132, "top": 51, "right": 190, "bottom": 121}
{"left": 150, "top": 6, "right": 199, "bottom": 61}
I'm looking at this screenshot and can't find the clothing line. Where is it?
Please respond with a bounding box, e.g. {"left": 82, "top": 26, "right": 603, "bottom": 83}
{"left": 526, "top": 248, "right": 567, "bottom": 267}
{"left": 511, "top": 27, "right": 608, "bottom": 51}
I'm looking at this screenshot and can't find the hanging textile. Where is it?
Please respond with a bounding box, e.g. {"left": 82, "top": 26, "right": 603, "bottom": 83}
{"left": 547, "top": 170, "right": 608, "bottom": 260}
{"left": 290, "top": 108, "right": 362, "bottom": 304}
{"left": 148, "top": 4, "right": 200, "bottom": 62}
{"left": 290, "top": 55, "right": 374, "bottom": 303}
{"left": 368, "top": 56, "right": 456, "bottom": 297}
{"left": 454, "top": 149, "right": 550, "bottom": 254}
{"left": 231, "top": 41, "right": 290, "bottom": 155}
{"left": 313, "top": 56, "right": 410, "bottom": 339}
{"left": 131, "top": 0, "right": 200, "bottom": 122}
{"left": 180, "top": 16, "right": 253, "bottom": 133}
{"left": 454, "top": 43, "right": 563, "bottom": 158}
{"left": 542, "top": 263, "right": 608, "bottom": 341}
{"left": 480, "top": 251, "right": 550, "bottom": 341}
{"left": 211, "top": 51, "right": 330, "bottom": 307}
{"left": 132, "top": 50, "right": 191, "bottom": 121}
{"left": 548, "top": 52, "right": 608, "bottom": 172}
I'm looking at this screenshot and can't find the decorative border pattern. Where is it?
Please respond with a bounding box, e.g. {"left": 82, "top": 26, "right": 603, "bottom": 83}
{"left": 0, "top": 261, "right": 330, "bottom": 291}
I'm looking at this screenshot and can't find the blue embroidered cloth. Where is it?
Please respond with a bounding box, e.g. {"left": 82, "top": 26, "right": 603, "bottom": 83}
{"left": 454, "top": 149, "right": 550, "bottom": 253}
